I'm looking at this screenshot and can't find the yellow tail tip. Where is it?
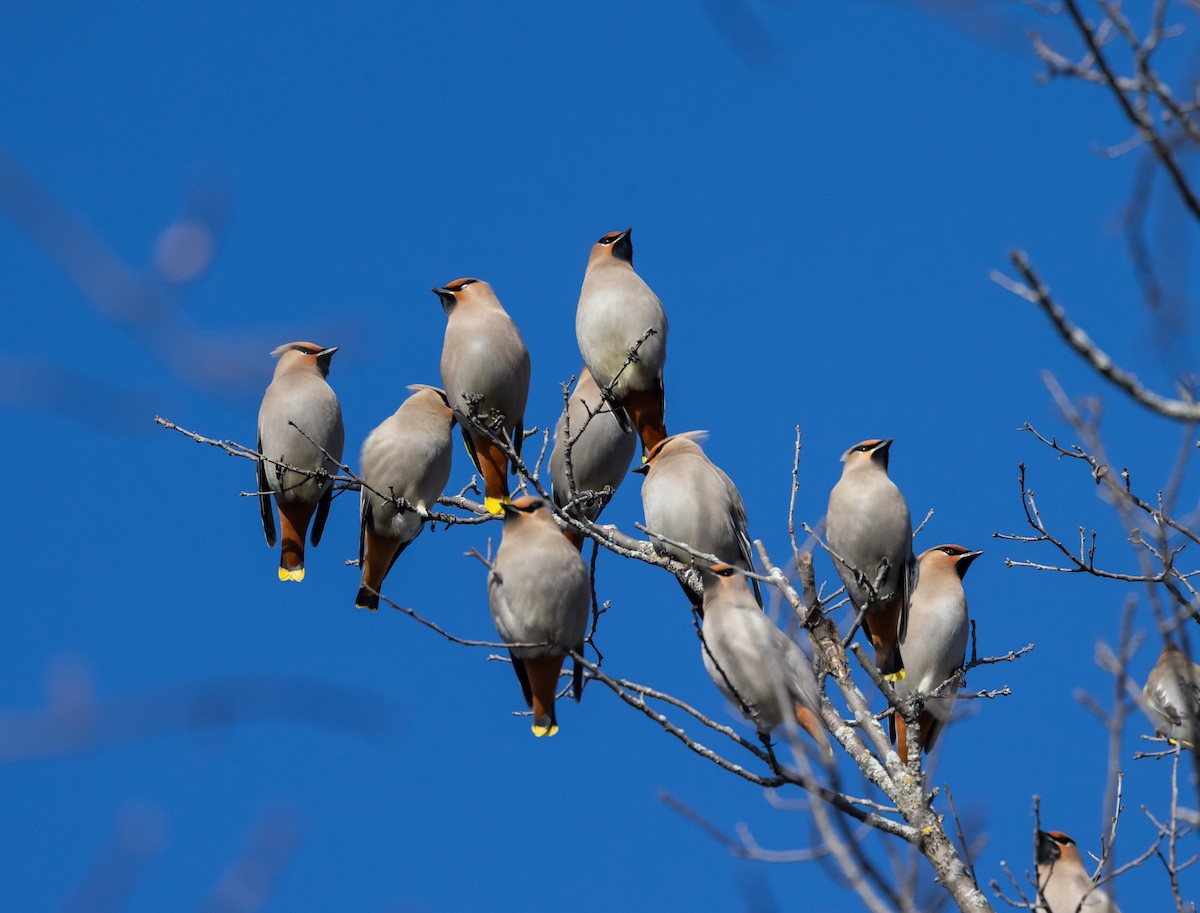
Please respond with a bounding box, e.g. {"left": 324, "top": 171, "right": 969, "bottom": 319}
{"left": 278, "top": 566, "right": 305, "bottom": 582}
{"left": 485, "top": 496, "right": 506, "bottom": 515}
{"left": 532, "top": 723, "right": 559, "bottom": 737}
{"left": 354, "top": 602, "right": 379, "bottom": 611}
{"left": 883, "top": 669, "right": 905, "bottom": 682}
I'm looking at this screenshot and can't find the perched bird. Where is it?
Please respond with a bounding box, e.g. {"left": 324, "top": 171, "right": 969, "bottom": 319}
{"left": 355, "top": 385, "right": 456, "bottom": 611}
{"left": 826, "top": 438, "right": 917, "bottom": 681}
{"left": 699, "top": 564, "right": 830, "bottom": 755}
{"left": 1036, "top": 830, "right": 1121, "bottom": 913}
{"left": 256, "top": 342, "right": 345, "bottom": 582}
{"left": 488, "top": 496, "right": 591, "bottom": 737}
{"left": 891, "top": 544, "right": 982, "bottom": 763}
{"left": 635, "top": 431, "right": 761, "bottom": 607}
{"left": 1143, "top": 641, "right": 1200, "bottom": 748}
{"left": 549, "top": 366, "right": 638, "bottom": 548}
{"left": 575, "top": 228, "right": 669, "bottom": 453}
{"left": 434, "top": 278, "right": 530, "bottom": 515}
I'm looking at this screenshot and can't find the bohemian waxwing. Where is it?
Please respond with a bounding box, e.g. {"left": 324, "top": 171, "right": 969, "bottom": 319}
{"left": 891, "top": 544, "right": 982, "bottom": 763}
{"left": 826, "top": 438, "right": 917, "bottom": 681}
{"left": 1142, "top": 642, "right": 1200, "bottom": 748}
{"left": 635, "top": 431, "right": 762, "bottom": 607}
{"left": 699, "top": 565, "right": 830, "bottom": 755}
{"left": 488, "top": 496, "right": 591, "bottom": 737}
{"left": 256, "top": 342, "right": 345, "bottom": 582}
{"left": 549, "top": 366, "right": 638, "bottom": 549}
{"left": 434, "top": 278, "right": 531, "bottom": 515}
{"left": 1036, "top": 830, "right": 1121, "bottom": 913}
{"left": 575, "top": 228, "right": 669, "bottom": 454}
{"left": 355, "top": 385, "right": 456, "bottom": 610}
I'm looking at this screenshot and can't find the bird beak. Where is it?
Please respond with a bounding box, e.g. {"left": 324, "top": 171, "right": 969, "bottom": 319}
{"left": 499, "top": 501, "right": 518, "bottom": 517}
{"left": 317, "top": 346, "right": 339, "bottom": 358}
{"left": 878, "top": 438, "right": 894, "bottom": 453}
{"left": 431, "top": 287, "right": 457, "bottom": 312}
{"left": 618, "top": 227, "right": 632, "bottom": 242}
{"left": 632, "top": 462, "right": 650, "bottom": 476}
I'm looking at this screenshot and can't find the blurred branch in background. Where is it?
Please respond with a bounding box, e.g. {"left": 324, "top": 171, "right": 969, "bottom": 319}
{"left": 0, "top": 654, "right": 394, "bottom": 764}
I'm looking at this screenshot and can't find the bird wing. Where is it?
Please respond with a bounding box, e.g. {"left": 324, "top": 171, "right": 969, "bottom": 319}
{"left": 720, "top": 467, "right": 762, "bottom": 608}
{"left": 257, "top": 431, "right": 276, "bottom": 547}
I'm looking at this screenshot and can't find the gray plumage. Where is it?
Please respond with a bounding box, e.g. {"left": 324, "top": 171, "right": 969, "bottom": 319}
{"left": 892, "top": 545, "right": 982, "bottom": 761}
{"left": 637, "top": 432, "right": 759, "bottom": 605}
{"left": 434, "top": 278, "right": 530, "bottom": 512}
{"left": 257, "top": 342, "right": 345, "bottom": 581}
{"left": 699, "top": 565, "right": 829, "bottom": 754}
{"left": 488, "top": 496, "right": 591, "bottom": 736}
{"left": 549, "top": 366, "right": 637, "bottom": 534}
{"left": 575, "top": 228, "right": 668, "bottom": 451}
{"left": 355, "top": 384, "right": 455, "bottom": 609}
{"left": 1036, "top": 831, "right": 1121, "bottom": 913}
{"left": 1143, "top": 642, "right": 1200, "bottom": 748}
{"left": 825, "top": 438, "right": 916, "bottom": 678}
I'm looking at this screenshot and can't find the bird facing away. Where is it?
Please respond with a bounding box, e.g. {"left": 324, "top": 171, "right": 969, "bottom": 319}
{"left": 549, "top": 366, "right": 638, "bottom": 549}
{"left": 635, "top": 431, "right": 762, "bottom": 608}
{"left": 355, "top": 385, "right": 456, "bottom": 611}
{"left": 575, "top": 228, "right": 669, "bottom": 454}
{"left": 1143, "top": 641, "right": 1200, "bottom": 748}
{"left": 434, "top": 278, "right": 531, "bottom": 515}
{"left": 699, "top": 565, "right": 830, "bottom": 756}
{"left": 891, "top": 544, "right": 982, "bottom": 763}
{"left": 826, "top": 438, "right": 917, "bottom": 681}
{"left": 1036, "top": 830, "right": 1121, "bottom": 913}
{"left": 488, "top": 496, "right": 591, "bottom": 737}
{"left": 256, "top": 342, "right": 345, "bottom": 582}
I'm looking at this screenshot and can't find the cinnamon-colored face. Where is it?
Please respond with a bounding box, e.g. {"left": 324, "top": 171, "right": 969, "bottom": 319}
{"left": 1036, "top": 830, "right": 1080, "bottom": 866}
{"left": 589, "top": 228, "right": 633, "bottom": 266}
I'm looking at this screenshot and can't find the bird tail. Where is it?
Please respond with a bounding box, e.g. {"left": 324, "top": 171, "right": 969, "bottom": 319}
{"left": 893, "top": 710, "right": 936, "bottom": 765}
{"left": 621, "top": 383, "right": 667, "bottom": 454}
{"left": 356, "top": 532, "right": 401, "bottom": 610}
{"left": 794, "top": 702, "right": 832, "bottom": 759}
{"left": 864, "top": 599, "right": 906, "bottom": 681}
{"left": 471, "top": 436, "right": 510, "bottom": 515}
{"left": 522, "top": 654, "right": 565, "bottom": 737}
{"left": 276, "top": 502, "right": 313, "bottom": 582}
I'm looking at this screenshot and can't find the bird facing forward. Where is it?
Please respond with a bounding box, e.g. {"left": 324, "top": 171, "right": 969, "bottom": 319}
{"left": 1036, "top": 830, "right": 1121, "bottom": 913}
{"left": 891, "top": 544, "right": 982, "bottom": 763}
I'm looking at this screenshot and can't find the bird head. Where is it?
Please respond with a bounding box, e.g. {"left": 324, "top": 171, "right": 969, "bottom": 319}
{"left": 632, "top": 430, "right": 708, "bottom": 475}
{"left": 588, "top": 227, "right": 633, "bottom": 268}
{"left": 500, "top": 495, "right": 548, "bottom": 523}
{"left": 269, "top": 342, "right": 339, "bottom": 378}
{"left": 841, "top": 438, "right": 893, "bottom": 473}
{"left": 431, "top": 277, "right": 492, "bottom": 314}
{"left": 920, "top": 544, "right": 984, "bottom": 580}
{"left": 1036, "top": 830, "right": 1081, "bottom": 867}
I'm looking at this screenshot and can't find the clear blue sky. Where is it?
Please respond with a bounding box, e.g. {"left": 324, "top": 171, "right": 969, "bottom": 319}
{"left": 3, "top": 2, "right": 1196, "bottom": 910}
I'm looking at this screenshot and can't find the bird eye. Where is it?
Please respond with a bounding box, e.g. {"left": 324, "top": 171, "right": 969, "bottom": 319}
{"left": 295, "top": 346, "right": 316, "bottom": 355}
{"left": 856, "top": 445, "right": 871, "bottom": 453}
